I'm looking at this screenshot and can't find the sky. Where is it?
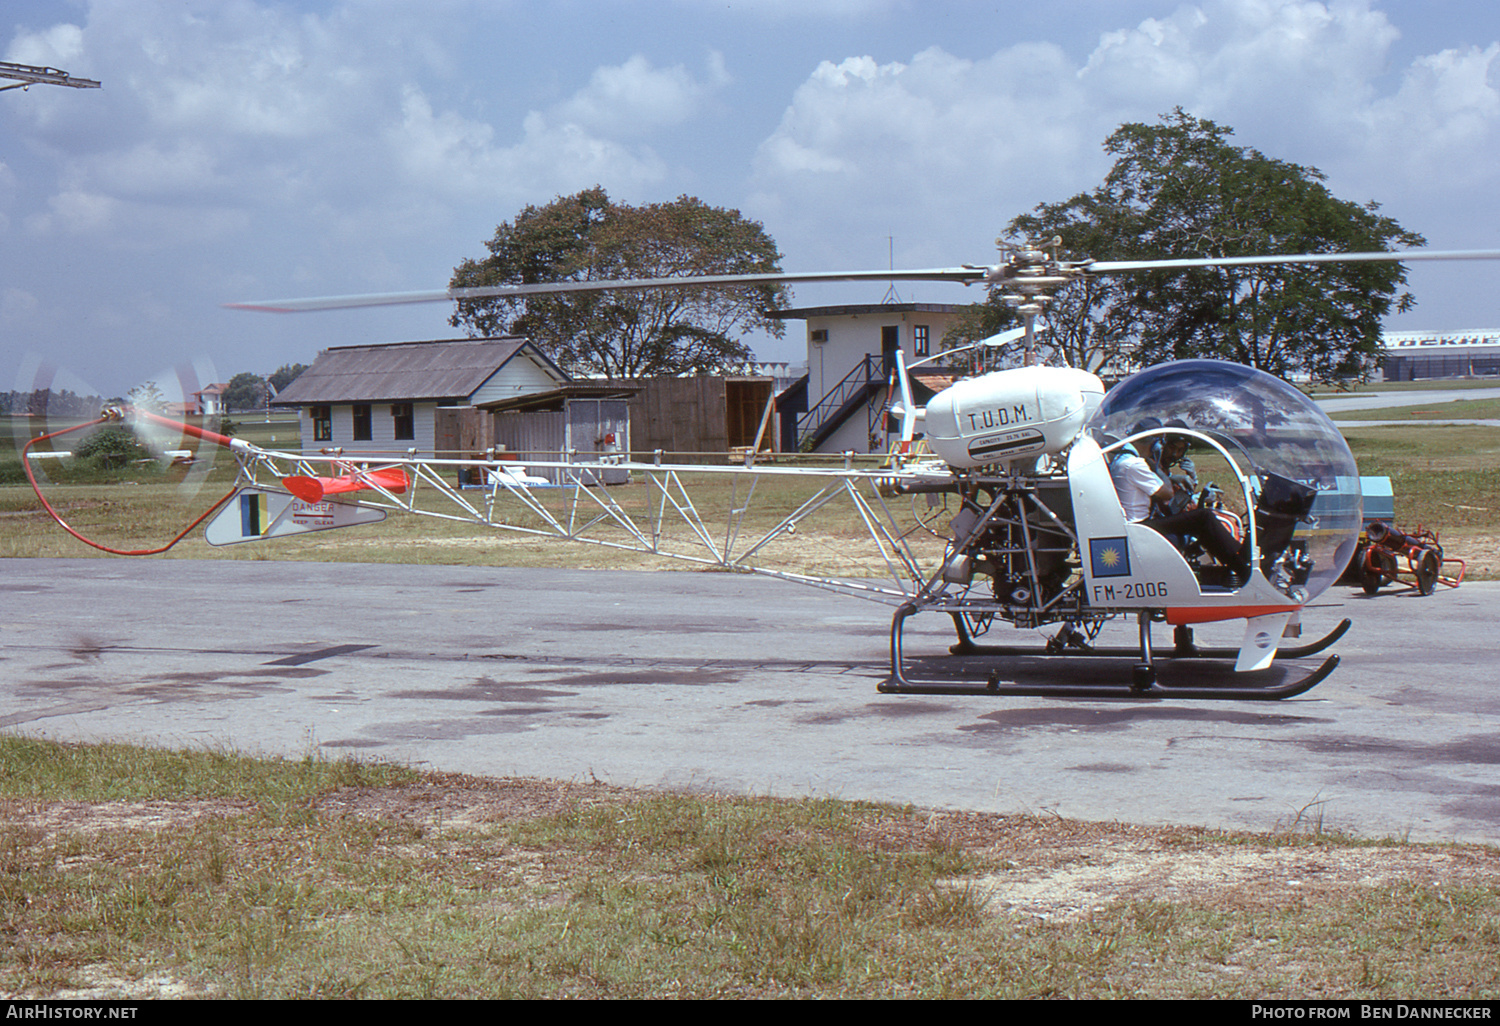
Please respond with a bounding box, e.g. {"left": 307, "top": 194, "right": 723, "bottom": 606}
{"left": 4, "top": 0, "right": 1500, "bottom": 402}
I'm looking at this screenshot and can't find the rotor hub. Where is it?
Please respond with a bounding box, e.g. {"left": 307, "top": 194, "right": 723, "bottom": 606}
{"left": 986, "top": 238, "right": 1087, "bottom": 318}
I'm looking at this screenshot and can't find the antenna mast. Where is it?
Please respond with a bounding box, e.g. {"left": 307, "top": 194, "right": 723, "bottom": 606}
{"left": 881, "top": 236, "right": 901, "bottom": 304}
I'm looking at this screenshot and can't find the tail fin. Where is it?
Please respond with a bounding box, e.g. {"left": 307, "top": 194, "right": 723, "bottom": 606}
{"left": 887, "top": 349, "right": 921, "bottom": 454}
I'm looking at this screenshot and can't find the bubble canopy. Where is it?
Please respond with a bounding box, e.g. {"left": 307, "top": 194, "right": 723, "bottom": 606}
{"left": 1087, "top": 360, "right": 1361, "bottom": 601}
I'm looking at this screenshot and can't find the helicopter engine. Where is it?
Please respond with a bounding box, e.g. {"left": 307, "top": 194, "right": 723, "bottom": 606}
{"left": 944, "top": 482, "right": 1077, "bottom": 616}
{"left": 923, "top": 366, "right": 1104, "bottom": 470}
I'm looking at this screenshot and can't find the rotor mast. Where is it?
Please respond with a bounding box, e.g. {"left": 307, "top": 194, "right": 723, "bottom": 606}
{"left": 986, "top": 237, "right": 1079, "bottom": 365}
{"left": 0, "top": 61, "right": 101, "bottom": 92}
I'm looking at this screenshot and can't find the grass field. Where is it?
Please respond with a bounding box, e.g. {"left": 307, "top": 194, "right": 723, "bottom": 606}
{"left": 1309, "top": 377, "right": 1500, "bottom": 396}
{"left": 1328, "top": 396, "right": 1500, "bottom": 421}
{"left": 2, "top": 737, "right": 1497, "bottom": 1000}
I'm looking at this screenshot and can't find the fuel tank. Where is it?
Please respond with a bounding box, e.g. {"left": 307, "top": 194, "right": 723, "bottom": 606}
{"left": 923, "top": 366, "right": 1105, "bottom": 469}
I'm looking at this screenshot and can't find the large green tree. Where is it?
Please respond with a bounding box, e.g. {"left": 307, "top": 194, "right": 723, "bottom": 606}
{"left": 125, "top": 381, "right": 165, "bottom": 412}
{"left": 268, "top": 363, "right": 309, "bottom": 394}
{"left": 961, "top": 110, "right": 1425, "bottom": 382}
{"left": 449, "top": 187, "right": 790, "bottom": 379}
{"left": 222, "top": 372, "right": 268, "bottom": 412}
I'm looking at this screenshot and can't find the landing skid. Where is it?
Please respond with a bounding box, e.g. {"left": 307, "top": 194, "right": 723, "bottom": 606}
{"left": 948, "top": 615, "right": 1351, "bottom": 661}
{"left": 882, "top": 604, "right": 1344, "bottom": 700}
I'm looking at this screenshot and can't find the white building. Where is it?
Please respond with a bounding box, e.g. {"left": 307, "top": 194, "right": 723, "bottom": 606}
{"left": 271, "top": 337, "right": 569, "bottom": 457}
{"left": 770, "top": 303, "right": 963, "bottom": 454}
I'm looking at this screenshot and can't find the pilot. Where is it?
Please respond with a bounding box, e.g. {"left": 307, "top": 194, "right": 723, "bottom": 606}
{"left": 1107, "top": 440, "right": 1166, "bottom": 522}
{"left": 1149, "top": 426, "right": 1198, "bottom": 516}
{"left": 1109, "top": 440, "right": 1250, "bottom": 581}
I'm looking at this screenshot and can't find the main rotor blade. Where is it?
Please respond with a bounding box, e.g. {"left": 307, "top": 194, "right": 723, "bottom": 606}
{"left": 1086, "top": 248, "right": 1500, "bottom": 274}
{"left": 225, "top": 247, "right": 1500, "bottom": 313}
{"left": 226, "top": 266, "right": 991, "bottom": 313}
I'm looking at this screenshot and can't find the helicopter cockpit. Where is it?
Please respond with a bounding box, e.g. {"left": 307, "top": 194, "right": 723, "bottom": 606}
{"left": 1086, "top": 359, "right": 1362, "bottom": 602}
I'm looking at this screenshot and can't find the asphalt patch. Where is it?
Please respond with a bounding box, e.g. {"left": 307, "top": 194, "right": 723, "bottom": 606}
{"left": 861, "top": 700, "right": 953, "bottom": 718}
{"left": 390, "top": 677, "right": 578, "bottom": 703}
{"left": 1299, "top": 731, "right": 1500, "bottom": 765}
{"left": 264, "top": 644, "right": 377, "bottom": 666}
{"left": 540, "top": 668, "right": 744, "bottom": 687}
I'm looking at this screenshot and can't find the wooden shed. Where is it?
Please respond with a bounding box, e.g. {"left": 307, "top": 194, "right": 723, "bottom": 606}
{"left": 435, "top": 374, "right": 779, "bottom": 478}
{"left": 627, "top": 376, "right": 777, "bottom": 459}
{"left": 475, "top": 386, "right": 635, "bottom": 485}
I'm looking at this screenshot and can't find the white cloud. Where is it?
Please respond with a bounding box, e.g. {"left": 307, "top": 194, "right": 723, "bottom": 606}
{"left": 33, "top": 188, "right": 118, "bottom": 235}
{"left": 1356, "top": 43, "right": 1500, "bottom": 185}
{"left": 552, "top": 52, "right": 730, "bottom": 137}
{"left": 7, "top": 0, "right": 1500, "bottom": 391}
{"left": 381, "top": 50, "right": 737, "bottom": 205}
{"left": 683, "top": 0, "right": 905, "bottom": 18}
{"left": 1, "top": 288, "right": 39, "bottom": 323}
{"left": 91, "top": 141, "right": 225, "bottom": 199}
{"left": 750, "top": 44, "right": 1105, "bottom": 266}
{"left": 9, "top": 5, "right": 729, "bottom": 231}
{"left": 1077, "top": 0, "right": 1400, "bottom": 146}
{"left": 757, "top": 45, "right": 1090, "bottom": 185}
{"left": 386, "top": 86, "right": 668, "bottom": 205}
{"left": 751, "top": 0, "right": 1500, "bottom": 271}
{"left": 3, "top": 21, "right": 85, "bottom": 66}
{"left": 120, "top": 7, "right": 368, "bottom": 139}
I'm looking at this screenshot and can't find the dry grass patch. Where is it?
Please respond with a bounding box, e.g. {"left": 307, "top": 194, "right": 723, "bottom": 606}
{"left": 3, "top": 744, "right": 1499, "bottom": 1000}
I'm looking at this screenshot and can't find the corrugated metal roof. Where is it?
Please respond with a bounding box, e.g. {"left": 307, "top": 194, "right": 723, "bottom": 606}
{"left": 477, "top": 383, "right": 640, "bottom": 413}
{"left": 273, "top": 337, "right": 563, "bottom": 404}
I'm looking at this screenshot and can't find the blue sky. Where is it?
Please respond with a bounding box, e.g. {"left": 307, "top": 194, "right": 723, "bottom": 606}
{"left": 5, "top": 0, "right": 1500, "bottom": 400}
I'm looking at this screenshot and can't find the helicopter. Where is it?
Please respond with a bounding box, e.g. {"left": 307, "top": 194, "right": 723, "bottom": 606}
{"left": 31, "top": 242, "right": 1500, "bottom": 700}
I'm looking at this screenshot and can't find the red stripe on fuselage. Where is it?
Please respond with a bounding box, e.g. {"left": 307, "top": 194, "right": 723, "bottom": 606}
{"left": 1165, "top": 605, "right": 1299, "bottom": 625}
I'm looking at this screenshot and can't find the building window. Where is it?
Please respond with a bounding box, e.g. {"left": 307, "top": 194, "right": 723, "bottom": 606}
{"left": 311, "top": 405, "right": 332, "bottom": 442}
{"left": 391, "top": 403, "right": 414, "bottom": 440}
{"left": 914, "top": 325, "right": 930, "bottom": 358}
{"left": 352, "top": 404, "right": 372, "bottom": 441}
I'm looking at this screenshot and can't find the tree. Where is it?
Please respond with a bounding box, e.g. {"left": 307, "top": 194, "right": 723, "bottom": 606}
{"left": 449, "top": 187, "right": 790, "bottom": 378}
{"left": 965, "top": 110, "right": 1425, "bottom": 383}
{"left": 222, "top": 372, "right": 268, "bottom": 412}
{"left": 2, "top": 389, "right": 102, "bottom": 417}
{"left": 268, "top": 363, "right": 309, "bottom": 394}
{"left": 1002, "top": 191, "right": 1147, "bottom": 374}
{"left": 942, "top": 191, "right": 1142, "bottom": 374}
{"left": 126, "top": 381, "right": 165, "bottom": 411}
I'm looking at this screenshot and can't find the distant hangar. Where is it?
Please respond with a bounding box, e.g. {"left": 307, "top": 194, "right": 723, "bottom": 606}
{"left": 1382, "top": 330, "right": 1500, "bottom": 381}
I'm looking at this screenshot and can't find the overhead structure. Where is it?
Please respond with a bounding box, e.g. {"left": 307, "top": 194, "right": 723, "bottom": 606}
{"left": 0, "top": 61, "right": 101, "bottom": 92}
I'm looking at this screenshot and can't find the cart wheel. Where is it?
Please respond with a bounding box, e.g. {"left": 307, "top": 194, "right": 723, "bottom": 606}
{"left": 1416, "top": 549, "right": 1440, "bottom": 596}
{"left": 1364, "top": 550, "right": 1396, "bottom": 594}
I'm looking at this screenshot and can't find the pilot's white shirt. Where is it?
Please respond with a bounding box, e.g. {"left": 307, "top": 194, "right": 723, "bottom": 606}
{"left": 1108, "top": 449, "right": 1164, "bottom": 523}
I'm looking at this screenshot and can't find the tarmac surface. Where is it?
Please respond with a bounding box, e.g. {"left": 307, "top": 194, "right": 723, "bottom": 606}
{"left": 1315, "top": 384, "right": 1500, "bottom": 428}
{"left": 3, "top": 557, "right": 1496, "bottom": 845}
{"left": 1313, "top": 386, "right": 1499, "bottom": 414}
